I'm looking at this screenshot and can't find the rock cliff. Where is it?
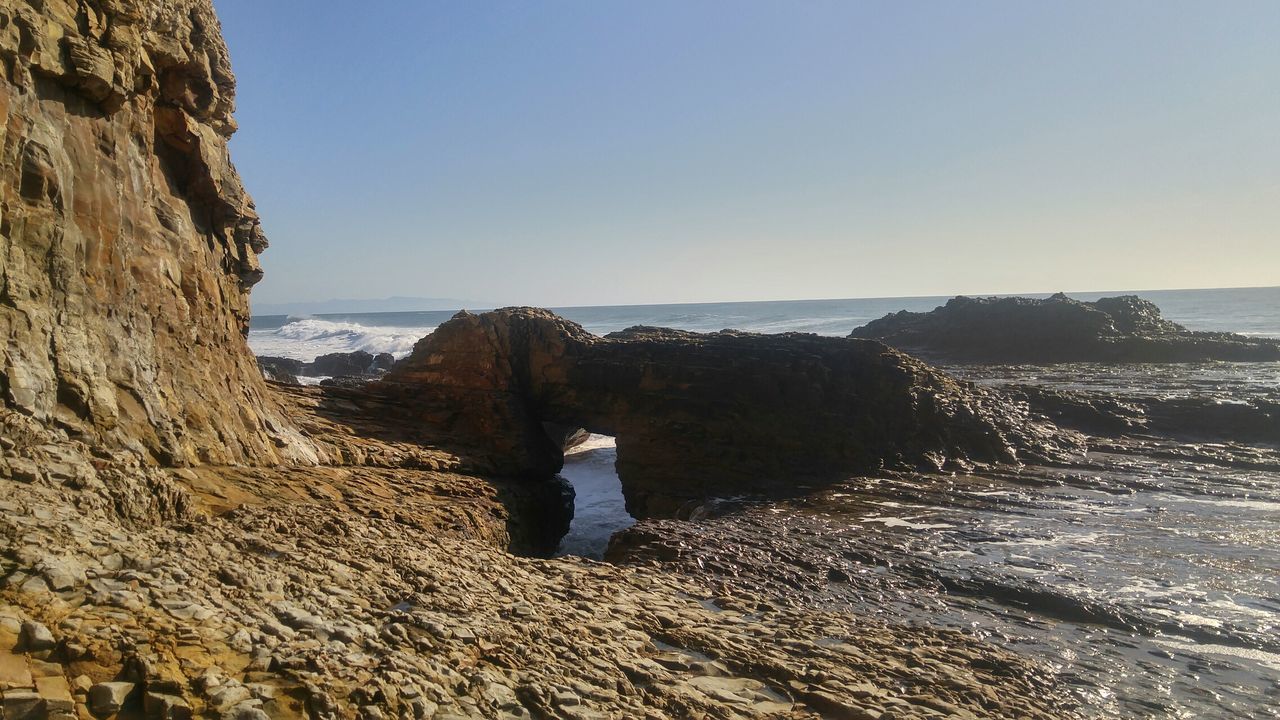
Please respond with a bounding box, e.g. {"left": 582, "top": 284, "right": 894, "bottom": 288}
{"left": 0, "top": 0, "right": 309, "bottom": 465}
{"left": 850, "top": 293, "right": 1280, "bottom": 363}
{"left": 385, "top": 307, "right": 1079, "bottom": 517}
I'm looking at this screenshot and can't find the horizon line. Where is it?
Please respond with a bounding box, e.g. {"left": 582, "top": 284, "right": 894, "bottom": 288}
{"left": 250, "top": 283, "right": 1278, "bottom": 317}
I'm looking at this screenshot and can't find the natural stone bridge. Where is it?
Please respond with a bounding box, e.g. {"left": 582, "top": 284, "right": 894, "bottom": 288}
{"left": 384, "top": 308, "right": 1077, "bottom": 518}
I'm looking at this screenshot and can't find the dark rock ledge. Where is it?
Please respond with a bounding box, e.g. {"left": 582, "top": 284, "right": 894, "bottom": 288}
{"left": 258, "top": 351, "right": 397, "bottom": 384}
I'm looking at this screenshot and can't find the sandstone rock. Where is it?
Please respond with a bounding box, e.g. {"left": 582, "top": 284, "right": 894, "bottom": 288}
{"left": 0, "top": 0, "right": 311, "bottom": 465}
{"left": 18, "top": 621, "right": 55, "bottom": 653}
{"left": 143, "top": 691, "right": 193, "bottom": 720}
{"left": 850, "top": 293, "right": 1280, "bottom": 363}
{"left": 35, "top": 675, "right": 75, "bottom": 715}
{"left": 207, "top": 684, "right": 252, "bottom": 712}
{"left": 384, "top": 308, "right": 1078, "bottom": 517}
{"left": 88, "top": 681, "right": 135, "bottom": 716}
{"left": 37, "top": 555, "right": 86, "bottom": 591}
{"left": 2, "top": 689, "right": 44, "bottom": 719}
{"left": 0, "top": 651, "right": 34, "bottom": 689}
{"left": 223, "top": 704, "right": 270, "bottom": 720}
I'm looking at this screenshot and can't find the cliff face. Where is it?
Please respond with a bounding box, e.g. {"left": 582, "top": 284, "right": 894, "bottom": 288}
{"left": 0, "top": 0, "right": 308, "bottom": 464}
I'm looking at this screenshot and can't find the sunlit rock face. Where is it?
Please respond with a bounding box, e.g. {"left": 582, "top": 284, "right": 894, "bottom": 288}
{"left": 386, "top": 307, "right": 1081, "bottom": 518}
{"left": 0, "top": 0, "right": 312, "bottom": 464}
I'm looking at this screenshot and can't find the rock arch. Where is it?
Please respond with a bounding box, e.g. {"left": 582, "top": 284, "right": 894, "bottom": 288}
{"left": 385, "top": 308, "right": 1077, "bottom": 518}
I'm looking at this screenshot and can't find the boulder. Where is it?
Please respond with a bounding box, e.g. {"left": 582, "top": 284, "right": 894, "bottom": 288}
{"left": 308, "top": 351, "right": 378, "bottom": 377}
{"left": 850, "top": 293, "right": 1280, "bottom": 363}
{"left": 88, "top": 681, "right": 136, "bottom": 716}
{"left": 304, "top": 351, "right": 396, "bottom": 378}
{"left": 18, "top": 621, "right": 56, "bottom": 653}
{"left": 257, "top": 357, "right": 305, "bottom": 384}
{"left": 258, "top": 352, "right": 397, "bottom": 383}
{"left": 384, "top": 308, "right": 1078, "bottom": 517}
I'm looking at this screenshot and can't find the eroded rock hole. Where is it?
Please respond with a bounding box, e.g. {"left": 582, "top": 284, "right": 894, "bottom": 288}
{"left": 553, "top": 432, "right": 635, "bottom": 559}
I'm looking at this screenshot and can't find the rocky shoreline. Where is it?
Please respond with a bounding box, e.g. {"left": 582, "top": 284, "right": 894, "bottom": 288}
{"left": 1, "top": 384, "right": 1085, "bottom": 719}
{"left": 2, "top": 1, "right": 1277, "bottom": 719}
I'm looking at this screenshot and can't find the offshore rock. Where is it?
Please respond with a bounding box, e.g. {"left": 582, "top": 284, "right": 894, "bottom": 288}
{"left": 850, "top": 293, "right": 1280, "bottom": 363}
{"left": 385, "top": 307, "right": 1079, "bottom": 517}
{"left": 0, "top": 0, "right": 311, "bottom": 465}
{"left": 257, "top": 352, "right": 396, "bottom": 384}
{"left": 307, "top": 350, "right": 395, "bottom": 378}
{"left": 256, "top": 356, "right": 305, "bottom": 384}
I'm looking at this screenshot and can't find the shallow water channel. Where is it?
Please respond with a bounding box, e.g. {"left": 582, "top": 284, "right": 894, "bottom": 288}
{"left": 555, "top": 435, "right": 635, "bottom": 559}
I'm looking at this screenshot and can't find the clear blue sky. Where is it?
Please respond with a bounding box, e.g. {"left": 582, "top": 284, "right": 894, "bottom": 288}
{"left": 217, "top": 1, "right": 1279, "bottom": 309}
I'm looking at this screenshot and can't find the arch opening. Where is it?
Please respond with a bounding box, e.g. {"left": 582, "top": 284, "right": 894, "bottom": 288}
{"left": 552, "top": 432, "right": 635, "bottom": 559}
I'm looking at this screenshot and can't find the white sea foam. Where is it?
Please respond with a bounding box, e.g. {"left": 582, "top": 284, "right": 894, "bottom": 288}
{"left": 248, "top": 318, "right": 429, "bottom": 362}
{"left": 1177, "top": 496, "right": 1280, "bottom": 512}
{"left": 565, "top": 433, "right": 618, "bottom": 455}
{"left": 861, "top": 516, "right": 954, "bottom": 530}
{"left": 1154, "top": 638, "right": 1280, "bottom": 672}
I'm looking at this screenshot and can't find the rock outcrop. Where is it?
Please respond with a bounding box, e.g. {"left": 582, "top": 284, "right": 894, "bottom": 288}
{"left": 850, "top": 293, "right": 1280, "bottom": 363}
{"left": 0, "top": 0, "right": 309, "bottom": 465}
{"left": 307, "top": 350, "right": 395, "bottom": 378}
{"left": 257, "top": 351, "right": 396, "bottom": 384}
{"left": 385, "top": 307, "right": 1079, "bottom": 517}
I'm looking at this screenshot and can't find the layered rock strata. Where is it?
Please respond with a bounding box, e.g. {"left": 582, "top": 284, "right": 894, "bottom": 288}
{"left": 1, "top": 396, "right": 1079, "bottom": 719}
{"left": 946, "top": 362, "right": 1280, "bottom": 447}
{"left": 385, "top": 307, "right": 1080, "bottom": 517}
{"left": 851, "top": 293, "right": 1280, "bottom": 363}
{"left": 0, "top": 0, "right": 310, "bottom": 465}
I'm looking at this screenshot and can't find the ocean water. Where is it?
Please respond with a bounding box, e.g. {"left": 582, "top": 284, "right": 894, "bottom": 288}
{"left": 249, "top": 286, "right": 1280, "bottom": 716}
{"left": 554, "top": 435, "right": 633, "bottom": 559}
{"left": 247, "top": 285, "right": 1279, "bottom": 558}
{"left": 248, "top": 286, "right": 1280, "bottom": 362}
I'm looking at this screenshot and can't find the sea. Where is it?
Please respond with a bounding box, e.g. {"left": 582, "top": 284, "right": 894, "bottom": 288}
{"left": 248, "top": 286, "right": 1280, "bottom": 363}
{"left": 250, "top": 286, "right": 1280, "bottom": 717}
{"left": 248, "top": 286, "right": 1280, "bottom": 557}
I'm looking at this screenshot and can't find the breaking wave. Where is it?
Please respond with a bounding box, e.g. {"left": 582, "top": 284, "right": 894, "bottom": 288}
{"left": 247, "top": 318, "right": 429, "bottom": 362}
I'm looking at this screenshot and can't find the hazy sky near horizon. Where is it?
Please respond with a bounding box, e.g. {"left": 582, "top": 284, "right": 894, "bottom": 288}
{"left": 218, "top": 1, "right": 1279, "bottom": 309}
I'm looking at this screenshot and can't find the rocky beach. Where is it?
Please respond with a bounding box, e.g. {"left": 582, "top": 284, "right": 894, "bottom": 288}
{"left": 1, "top": 2, "right": 1278, "bottom": 719}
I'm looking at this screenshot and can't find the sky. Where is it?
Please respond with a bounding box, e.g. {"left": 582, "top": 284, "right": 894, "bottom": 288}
{"left": 216, "top": 1, "right": 1280, "bottom": 310}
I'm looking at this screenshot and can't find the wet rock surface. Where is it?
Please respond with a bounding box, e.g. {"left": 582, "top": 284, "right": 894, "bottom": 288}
{"left": 952, "top": 362, "right": 1280, "bottom": 446}
{"left": 851, "top": 293, "right": 1280, "bottom": 363}
{"left": 609, "top": 435, "right": 1280, "bottom": 718}
{"left": 385, "top": 307, "right": 1080, "bottom": 517}
{"left": 307, "top": 351, "right": 396, "bottom": 379}
{"left": 257, "top": 352, "right": 396, "bottom": 384}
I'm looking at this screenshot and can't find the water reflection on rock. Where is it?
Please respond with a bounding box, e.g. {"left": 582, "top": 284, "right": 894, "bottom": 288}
{"left": 609, "top": 363, "right": 1280, "bottom": 718}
